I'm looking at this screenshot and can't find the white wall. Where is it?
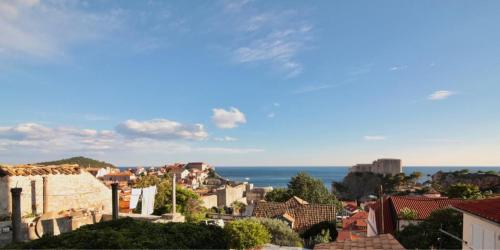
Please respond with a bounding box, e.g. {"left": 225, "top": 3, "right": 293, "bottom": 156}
{"left": 462, "top": 213, "right": 499, "bottom": 250}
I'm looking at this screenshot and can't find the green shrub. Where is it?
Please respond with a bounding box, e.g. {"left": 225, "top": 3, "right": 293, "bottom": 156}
{"left": 6, "top": 218, "right": 228, "bottom": 249}
{"left": 224, "top": 219, "right": 271, "bottom": 249}
{"left": 250, "top": 218, "right": 303, "bottom": 247}
{"left": 399, "top": 207, "right": 418, "bottom": 220}
{"left": 395, "top": 208, "right": 463, "bottom": 249}
{"left": 300, "top": 221, "right": 337, "bottom": 242}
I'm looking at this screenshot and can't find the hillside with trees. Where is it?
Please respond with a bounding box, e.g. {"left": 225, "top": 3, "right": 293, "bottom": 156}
{"left": 37, "top": 156, "right": 116, "bottom": 168}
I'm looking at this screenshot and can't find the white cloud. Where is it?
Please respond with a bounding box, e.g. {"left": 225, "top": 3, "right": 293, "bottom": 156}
{"left": 223, "top": 0, "right": 252, "bottom": 12}
{"left": 0, "top": 121, "right": 262, "bottom": 163}
{"left": 0, "top": 123, "right": 118, "bottom": 153}
{"left": 116, "top": 119, "right": 208, "bottom": 140}
{"left": 273, "top": 102, "right": 280, "bottom": 107}
{"left": 212, "top": 107, "right": 247, "bottom": 129}
{"left": 364, "top": 135, "right": 387, "bottom": 141}
{"left": 428, "top": 90, "right": 455, "bottom": 100}
{"left": 234, "top": 27, "right": 310, "bottom": 77}
{"left": 389, "top": 65, "right": 408, "bottom": 71}
{"left": 267, "top": 112, "right": 275, "bottom": 118}
{"left": 214, "top": 136, "right": 238, "bottom": 142}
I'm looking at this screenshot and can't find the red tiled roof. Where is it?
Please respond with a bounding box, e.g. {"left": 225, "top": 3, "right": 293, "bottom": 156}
{"left": 252, "top": 196, "right": 335, "bottom": 232}
{"left": 314, "top": 234, "right": 404, "bottom": 250}
{"left": 0, "top": 164, "right": 81, "bottom": 177}
{"left": 391, "top": 196, "right": 466, "bottom": 220}
{"left": 336, "top": 230, "right": 360, "bottom": 241}
{"left": 453, "top": 198, "right": 500, "bottom": 224}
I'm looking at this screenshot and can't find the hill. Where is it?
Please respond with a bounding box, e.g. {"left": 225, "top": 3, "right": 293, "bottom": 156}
{"left": 37, "top": 156, "right": 116, "bottom": 168}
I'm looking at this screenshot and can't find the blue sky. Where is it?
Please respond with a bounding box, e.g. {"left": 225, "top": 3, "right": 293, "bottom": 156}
{"left": 1, "top": 0, "right": 499, "bottom": 166}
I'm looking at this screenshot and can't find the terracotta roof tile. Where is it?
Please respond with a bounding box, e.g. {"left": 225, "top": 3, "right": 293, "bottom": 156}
{"left": 391, "top": 196, "right": 466, "bottom": 220}
{"left": 314, "top": 234, "right": 404, "bottom": 250}
{"left": 252, "top": 196, "right": 335, "bottom": 232}
{"left": 453, "top": 197, "right": 500, "bottom": 223}
{"left": 0, "top": 164, "right": 81, "bottom": 177}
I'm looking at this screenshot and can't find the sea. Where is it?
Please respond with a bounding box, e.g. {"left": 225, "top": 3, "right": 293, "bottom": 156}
{"left": 214, "top": 166, "right": 500, "bottom": 189}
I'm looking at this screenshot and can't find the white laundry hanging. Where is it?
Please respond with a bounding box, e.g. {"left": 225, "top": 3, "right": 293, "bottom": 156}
{"left": 129, "top": 188, "right": 142, "bottom": 209}
{"left": 141, "top": 186, "right": 157, "bottom": 215}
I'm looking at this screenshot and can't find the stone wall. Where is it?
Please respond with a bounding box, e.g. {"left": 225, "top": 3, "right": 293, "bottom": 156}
{"left": 201, "top": 194, "right": 218, "bottom": 209}
{"left": 216, "top": 184, "right": 247, "bottom": 207}
{"left": 0, "top": 171, "right": 111, "bottom": 218}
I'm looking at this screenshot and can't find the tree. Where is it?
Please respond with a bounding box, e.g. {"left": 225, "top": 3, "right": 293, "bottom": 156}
{"left": 224, "top": 219, "right": 271, "bottom": 250}
{"left": 288, "top": 172, "right": 336, "bottom": 204}
{"left": 250, "top": 218, "right": 303, "bottom": 247}
{"left": 446, "top": 183, "right": 483, "bottom": 199}
{"left": 265, "top": 188, "right": 291, "bottom": 202}
{"left": 396, "top": 208, "right": 463, "bottom": 249}
{"left": 133, "top": 175, "right": 207, "bottom": 221}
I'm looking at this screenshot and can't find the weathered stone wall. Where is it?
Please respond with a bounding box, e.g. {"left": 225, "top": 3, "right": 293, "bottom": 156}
{"left": 0, "top": 172, "right": 111, "bottom": 218}
{"left": 216, "top": 184, "right": 246, "bottom": 207}
{"left": 201, "top": 194, "right": 218, "bottom": 209}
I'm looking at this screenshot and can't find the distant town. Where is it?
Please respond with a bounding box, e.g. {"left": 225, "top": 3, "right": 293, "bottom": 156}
{"left": 0, "top": 157, "right": 498, "bottom": 249}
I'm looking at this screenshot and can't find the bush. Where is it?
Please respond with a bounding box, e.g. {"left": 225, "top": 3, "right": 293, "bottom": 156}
{"left": 225, "top": 219, "right": 271, "bottom": 249}
{"left": 301, "top": 221, "right": 337, "bottom": 242}
{"left": 7, "top": 218, "right": 228, "bottom": 249}
{"left": 399, "top": 207, "right": 418, "bottom": 220}
{"left": 250, "top": 218, "right": 303, "bottom": 247}
{"left": 395, "top": 208, "right": 463, "bottom": 249}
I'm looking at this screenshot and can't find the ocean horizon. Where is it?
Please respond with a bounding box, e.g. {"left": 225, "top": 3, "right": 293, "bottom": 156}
{"left": 120, "top": 165, "right": 500, "bottom": 189}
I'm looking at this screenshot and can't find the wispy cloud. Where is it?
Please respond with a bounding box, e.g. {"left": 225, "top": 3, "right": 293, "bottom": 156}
{"left": 364, "top": 135, "right": 387, "bottom": 141}
{"left": 223, "top": 0, "right": 252, "bottom": 12}
{"left": 212, "top": 107, "right": 247, "bottom": 129}
{"left": 233, "top": 26, "right": 311, "bottom": 77}
{"left": 389, "top": 65, "right": 408, "bottom": 71}
{"left": 428, "top": 90, "right": 455, "bottom": 100}
{"left": 214, "top": 136, "right": 238, "bottom": 142}
{"left": 0, "top": 0, "right": 123, "bottom": 60}
{"left": 267, "top": 112, "right": 276, "bottom": 118}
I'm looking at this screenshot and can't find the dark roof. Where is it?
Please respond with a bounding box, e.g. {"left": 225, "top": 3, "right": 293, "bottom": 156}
{"left": 453, "top": 198, "right": 500, "bottom": 224}
{"left": 314, "top": 234, "right": 404, "bottom": 250}
{"left": 0, "top": 164, "right": 81, "bottom": 177}
{"left": 252, "top": 196, "right": 336, "bottom": 232}
{"left": 391, "top": 196, "right": 466, "bottom": 220}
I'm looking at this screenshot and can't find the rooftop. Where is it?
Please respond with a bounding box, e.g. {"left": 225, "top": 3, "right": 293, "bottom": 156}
{"left": 0, "top": 164, "right": 81, "bottom": 177}
{"left": 391, "top": 195, "right": 466, "bottom": 220}
{"left": 252, "top": 196, "right": 335, "bottom": 232}
{"left": 314, "top": 234, "right": 404, "bottom": 250}
{"left": 453, "top": 197, "right": 500, "bottom": 224}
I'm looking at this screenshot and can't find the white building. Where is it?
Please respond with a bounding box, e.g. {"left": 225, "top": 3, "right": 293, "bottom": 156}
{"left": 453, "top": 198, "right": 500, "bottom": 250}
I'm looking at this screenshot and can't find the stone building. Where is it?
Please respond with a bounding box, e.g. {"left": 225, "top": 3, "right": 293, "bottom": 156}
{"left": 216, "top": 183, "right": 247, "bottom": 207}
{"left": 246, "top": 186, "right": 273, "bottom": 204}
{"left": 0, "top": 164, "right": 112, "bottom": 245}
{"left": 350, "top": 159, "right": 402, "bottom": 176}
